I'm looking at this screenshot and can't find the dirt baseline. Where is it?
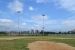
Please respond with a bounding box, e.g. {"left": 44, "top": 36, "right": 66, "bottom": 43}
{"left": 27, "top": 41, "right": 75, "bottom": 50}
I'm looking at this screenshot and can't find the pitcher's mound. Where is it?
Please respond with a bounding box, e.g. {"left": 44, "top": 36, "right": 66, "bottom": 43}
{"left": 28, "top": 41, "right": 75, "bottom": 50}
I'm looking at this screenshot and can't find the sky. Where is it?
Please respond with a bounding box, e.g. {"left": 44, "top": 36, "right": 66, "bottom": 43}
{"left": 0, "top": 0, "right": 75, "bottom": 32}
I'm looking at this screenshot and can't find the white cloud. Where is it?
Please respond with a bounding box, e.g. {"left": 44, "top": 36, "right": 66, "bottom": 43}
{"left": 63, "top": 20, "right": 75, "bottom": 26}
{"left": 22, "top": 15, "right": 49, "bottom": 30}
{"left": 31, "top": 15, "right": 62, "bottom": 31}
{"left": 0, "top": 19, "right": 14, "bottom": 26}
{"left": 31, "top": 15, "right": 60, "bottom": 25}
{"left": 0, "top": 19, "right": 28, "bottom": 31}
{"left": 32, "top": 15, "right": 48, "bottom": 21}
{"left": 0, "top": 19, "right": 13, "bottom": 23}
{"left": 53, "top": 0, "right": 75, "bottom": 30}
{"left": 8, "top": 0, "right": 23, "bottom": 13}
{"left": 31, "top": 15, "right": 75, "bottom": 31}
{"left": 29, "top": 6, "right": 34, "bottom": 11}
{"left": 21, "top": 23, "right": 26, "bottom": 26}
{"left": 54, "top": 0, "right": 75, "bottom": 12}
{"left": 59, "top": 15, "right": 75, "bottom": 31}
{"left": 36, "top": 0, "right": 48, "bottom": 3}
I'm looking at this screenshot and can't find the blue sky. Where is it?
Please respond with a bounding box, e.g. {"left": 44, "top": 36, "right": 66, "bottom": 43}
{"left": 0, "top": 0, "right": 75, "bottom": 32}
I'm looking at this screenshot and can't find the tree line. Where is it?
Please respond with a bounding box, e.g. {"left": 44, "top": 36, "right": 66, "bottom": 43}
{"left": 0, "top": 31, "right": 75, "bottom": 36}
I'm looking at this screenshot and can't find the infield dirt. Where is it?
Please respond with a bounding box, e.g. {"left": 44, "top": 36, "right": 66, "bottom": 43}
{"left": 28, "top": 41, "right": 75, "bottom": 50}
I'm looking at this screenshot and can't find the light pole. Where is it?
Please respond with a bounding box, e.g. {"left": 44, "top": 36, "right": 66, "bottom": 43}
{"left": 42, "top": 14, "right": 45, "bottom": 36}
{"left": 17, "top": 11, "right": 21, "bottom": 35}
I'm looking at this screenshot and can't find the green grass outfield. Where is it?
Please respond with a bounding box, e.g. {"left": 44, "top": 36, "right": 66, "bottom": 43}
{"left": 0, "top": 35, "right": 75, "bottom": 50}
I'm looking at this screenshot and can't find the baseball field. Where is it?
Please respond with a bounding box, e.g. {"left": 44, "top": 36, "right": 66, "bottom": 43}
{"left": 0, "top": 34, "right": 75, "bottom": 50}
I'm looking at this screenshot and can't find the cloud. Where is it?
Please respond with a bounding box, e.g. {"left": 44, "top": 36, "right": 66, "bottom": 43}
{"left": 21, "top": 23, "right": 26, "bottom": 26}
{"left": 0, "top": 19, "right": 14, "bottom": 26}
{"left": 53, "top": 0, "right": 75, "bottom": 30}
{"left": 8, "top": 0, "right": 23, "bottom": 13}
{"left": 29, "top": 6, "right": 34, "bottom": 11}
{"left": 54, "top": 0, "right": 75, "bottom": 12}
{"left": 0, "top": 19, "right": 15, "bottom": 31}
{"left": 1, "top": 16, "right": 74, "bottom": 31}
{"left": 31, "top": 15, "right": 62, "bottom": 31}
{"left": 32, "top": 15, "right": 48, "bottom": 21}
{"left": 36, "top": 0, "right": 48, "bottom": 3}
{"left": 31, "top": 15, "right": 75, "bottom": 31}
{"left": 63, "top": 20, "right": 75, "bottom": 26}
{"left": 21, "top": 15, "right": 49, "bottom": 30}
{"left": 1, "top": 15, "right": 74, "bottom": 31}
{"left": 31, "top": 15, "right": 61, "bottom": 25}
{"left": 62, "top": 16, "right": 75, "bottom": 30}
{"left": 0, "top": 18, "right": 28, "bottom": 31}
